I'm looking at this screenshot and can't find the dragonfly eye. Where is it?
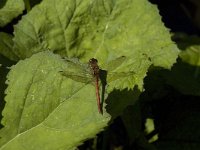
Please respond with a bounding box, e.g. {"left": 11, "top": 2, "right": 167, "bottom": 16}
{"left": 89, "top": 58, "right": 98, "bottom": 63}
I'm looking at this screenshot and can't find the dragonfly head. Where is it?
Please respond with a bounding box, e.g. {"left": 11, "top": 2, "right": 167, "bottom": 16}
{"left": 89, "top": 58, "right": 99, "bottom": 76}
{"left": 89, "top": 58, "right": 98, "bottom": 64}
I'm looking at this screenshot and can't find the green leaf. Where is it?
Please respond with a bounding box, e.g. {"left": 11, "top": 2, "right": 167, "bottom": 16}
{"left": 0, "top": 51, "right": 110, "bottom": 150}
{"left": 13, "top": 0, "right": 179, "bottom": 92}
{"left": 106, "top": 88, "right": 141, "bottom": 118}
{"left": 0, "top": 63, "right": 9, "bottom": 122}
{"left": 13, "top": 0, "right": 179, "bottom": 69}
{"left": 164, "top": 62, "right": 200, "bottom": 96}
{"left": 0, "top": 55, "right": 15, "bottom": 111}
{"left": 11, "top": 0, "right": 179, "bottom": 122}
{"left": 180, "top": 45, "right": 200, "bottom": 67}
{"left": 0, "top": 32, "right": 19, "bottom": 61}
{"left": 172, "top": 33, "right": 200, "bottom": 50}
{"left": 0, "top": 0, "right": 24, "bottom": 27}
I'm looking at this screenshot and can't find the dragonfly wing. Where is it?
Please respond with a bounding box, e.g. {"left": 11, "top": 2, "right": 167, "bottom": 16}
{"left": 100, "top": 56, "right": 137, "bottom": 83}
{"left": 103, "top": 56, "right": 126, "bottom": 72}
{"left": 60, "top": 57, "right": 94, "bottom": 83}
{"left": 60, "top": 71, "right": 93, "bottom": 84}
{"left": 62, "top": 57, "right": 89, "bottom": 72}
{"left": 107, "top": 71, "right": 135, "bottom": 82}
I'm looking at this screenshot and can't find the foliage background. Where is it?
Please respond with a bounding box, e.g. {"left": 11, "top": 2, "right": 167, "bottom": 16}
{"left": 0, "top": 0, "right": 200, "bottom": 150}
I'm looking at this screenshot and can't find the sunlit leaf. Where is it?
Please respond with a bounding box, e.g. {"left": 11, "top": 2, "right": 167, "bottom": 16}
{"left": 0, "top": 51, "right": 110, "bottom": 150}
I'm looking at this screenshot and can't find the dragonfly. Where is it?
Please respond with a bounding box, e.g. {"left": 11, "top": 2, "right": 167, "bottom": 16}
{"left": 60, "top": 56, "right": 135, "bottom": 114}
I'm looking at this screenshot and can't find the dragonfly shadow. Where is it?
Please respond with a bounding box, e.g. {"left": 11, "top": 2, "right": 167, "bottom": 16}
{"left": 99, "top": 69, "right": 108, "bottom": 113}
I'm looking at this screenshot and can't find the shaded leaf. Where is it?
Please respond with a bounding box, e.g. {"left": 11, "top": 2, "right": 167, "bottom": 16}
{"left": 164, "top": 60, "right": 200, "bottom": 96}
{"left": 154, "top": 98, "right": 200, "bottom": 150}
{"left": 106, "top": 87, "right": 141, "bottom": 118}
{"left": 0, "top": 0, "right": 24, "bottom": 27}
{"left": 0, "top": 32, "right": 19, "bottom": 61}
{"left": 163, "top": 34, "right": 200, "bottom": 96}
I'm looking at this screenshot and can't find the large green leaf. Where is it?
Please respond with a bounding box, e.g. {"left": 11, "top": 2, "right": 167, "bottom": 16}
{"left": 0, "top": 32, "right": 19, "bottom": 61}
{"left": 0, "top": 51, "right": 110, "bottom": 150}
{"left": 0, "top": 0, "right": 24, "bottom": 27}
{"left": 12, "top": 0, "right": 179, "bottom": 93}
{"left": 13, "top": 0, "right": 178, "bottom": 68}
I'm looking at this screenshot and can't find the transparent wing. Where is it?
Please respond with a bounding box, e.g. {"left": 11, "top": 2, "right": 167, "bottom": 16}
{"left": 107, "top": 71, "right": 135, "bottom": 83}
{"left": 60, "top": 58, "right": 93, "bottom": 84}
{"left": 60, "top": 71, "right": 93, "bottom": 84}
{"left": 103, "top": 56, "right": 126, "bottom": 72}
{"left": 60, "top": 57, "right": 135, "bottom": 84}
{"left": 101, "top": 56, "right": 136, "bottom": 83}
{"left": 62, "top": 57, "right": 89, "bottom": 72}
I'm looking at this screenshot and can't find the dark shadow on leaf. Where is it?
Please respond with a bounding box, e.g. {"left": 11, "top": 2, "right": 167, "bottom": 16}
{"left": 105, "top": 86, "right": 141, "bottom": 120}
{"left": 99, "top": 69, "right": 107, "bottom": 114}
{"left": 172, "top": 33, "right": 200, "bottom": 51}
{"left": 162, "top": 59, "right": 200, "bottom": 96}
{"left": 140, "top": 57, "right": 200, "bottom": 149}
{"left": 0, "top": 54, "right": 15, "bottom": 129}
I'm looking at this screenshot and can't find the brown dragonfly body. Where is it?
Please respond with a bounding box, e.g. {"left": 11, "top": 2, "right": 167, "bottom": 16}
{"left": 88, "top": 58, "right": 102, "bottom": 114}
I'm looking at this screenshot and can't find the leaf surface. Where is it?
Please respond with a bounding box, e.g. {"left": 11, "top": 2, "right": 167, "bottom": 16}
{"left": 13, "top": 0, "right": 178, "bottom": 68}
{"left": 0, "top": 0, "right": 24, "bottom": 27}
{"left": 0, "top": 32, "right": 18, "bottom": 61}
{"left": 0, "top": 51, "right": 110, "bottom": 150}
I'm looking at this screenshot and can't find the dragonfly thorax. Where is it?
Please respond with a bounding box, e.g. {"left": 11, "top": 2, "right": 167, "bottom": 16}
{"left": 89, "top": 58, "right": 99, "bottom": 76}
